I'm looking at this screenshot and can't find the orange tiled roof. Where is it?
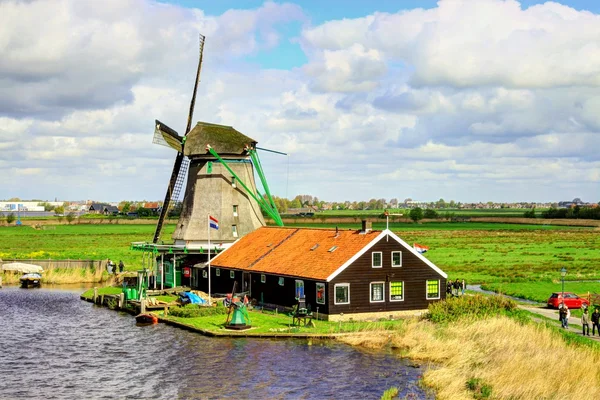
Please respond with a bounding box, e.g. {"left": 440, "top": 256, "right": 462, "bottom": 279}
{"left": 144, "top": 202, "right": 159, "bottom": 209}
{"left": 211, "top": 226, "right": 380, "bottom": 280}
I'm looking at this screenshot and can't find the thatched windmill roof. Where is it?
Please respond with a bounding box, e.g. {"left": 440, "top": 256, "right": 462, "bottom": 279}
{"left": 184, "top": 122, "right": 257, "bottom": 157}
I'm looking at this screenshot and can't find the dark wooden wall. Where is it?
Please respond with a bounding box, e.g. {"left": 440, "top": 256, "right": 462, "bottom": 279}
{"left": 328, "top": 234, "right": 446, "bottom": 314}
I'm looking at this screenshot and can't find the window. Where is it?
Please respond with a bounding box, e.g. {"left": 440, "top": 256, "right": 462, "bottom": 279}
{"left": 216, "top": 268, "right": 220, "bottom": 277}
{"left": 202, "top": 270, "right": 208, "bottom": 278}
{"left": 231, "top": 176, "right": 236, "bottom": 188}
{"left": 207, "top": 161, "right": 213, "bottom": 174}
{"left": 390, "top": 281, "right": 404, "bottom": 301}
{"left": 232, "top": 225, "right": 238, "bottom": 238}
{"left": 230, "top": 270, "right": 235, "bottom": 279}
{"left": 372, "top": 252, "right": 382, "bottom": 268}
{"left": 370, "top": 282, "right": 385, "bottom": 303}
{"left": 295, "top": 280, "right": 305, "bottom": 299}
{"left": 278, "top": 277, "right": 285, "bottom": 286}
{"left": 316, "top": 283, "right": 325, "bottom": 304}
{"left": 334, "top": 283, "right": 350, "bottom": 305}
{"left": 261, "top": 274, "right": 266, "bottom": 283}
{"left": 426, "top": 280, "right": 440, "bottom": 300}
{"left": 392, "top": 251, "right": 402, "bottom": 267}
{"left": 328, "top": 246, "right": 338, "bottom": 252}
{"left": 233, "top": 205, "right": 238, "bottom": 217}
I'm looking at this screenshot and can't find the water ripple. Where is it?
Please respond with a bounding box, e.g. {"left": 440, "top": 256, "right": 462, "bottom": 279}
{"left": 0, "top": 287, "right": 432, "bottom": 399}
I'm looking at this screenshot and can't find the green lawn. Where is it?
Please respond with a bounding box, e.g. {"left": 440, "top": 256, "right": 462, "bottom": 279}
{"left": 164, "top": 309, "right": 404, "bottom": 335}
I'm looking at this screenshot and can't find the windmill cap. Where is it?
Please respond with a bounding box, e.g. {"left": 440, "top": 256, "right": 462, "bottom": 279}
{"left": 185, "top": 122, "right": 256, "bottom": 156}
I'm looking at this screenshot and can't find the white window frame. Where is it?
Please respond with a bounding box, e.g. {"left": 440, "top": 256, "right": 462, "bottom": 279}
{"left": 261, "top": 274, "right": 266, "bottom": 283}
{"left": 216, "top": 268, "right": 220, "bottom": 277}
{"left": 389, "top": 281, "right": 404, "bottom": 302}
{"left": 230, "top": 270, "right": 235, "bottom": 279}
{"left": 278, "top": 277, "right": 285, "bottom": 286}
{"left": 232, "top": 225, "right": 238, "bottom": 238}
{"left": 334, "top": 283, "right": 350, "bottom": 305}
{"left": 426, "top": 279, "right": 440, "bottom": 300}
{"left": 233, "top": 205, "right": 238, "bottom": 217}
{"left": 316, "top": 282, "right": 326, "bottom": 305}
{"left": 372, "top": 251, "right": 383, "bottom": 268}
{"left": 391, "top": 251, "right": 402, "bottom": 267}
{"left": 370, "top": 282, "right": 385, "bottom": 303}
{"left": 202, "top": 270, "right": 208, "bottom": 278}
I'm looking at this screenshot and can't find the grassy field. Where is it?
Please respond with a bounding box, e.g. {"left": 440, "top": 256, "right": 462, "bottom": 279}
{"left": 310, "top": 208, "right": 547, "bottom": 218}
{"left": 0, "top": 224, "right": 175, "bottom": 270}
{"left": 2, "top": 222, "right": 599, "bottom": 298}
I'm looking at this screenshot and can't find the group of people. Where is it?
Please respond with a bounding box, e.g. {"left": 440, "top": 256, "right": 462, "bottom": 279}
{"left": 106, "top": 259, "right": 124, "bottom": 275}
{"left": 559, "top": 303, "right": 600, "bottom": 336}
{"left": 446, "top": 279, "right": 466, "bottom": 297}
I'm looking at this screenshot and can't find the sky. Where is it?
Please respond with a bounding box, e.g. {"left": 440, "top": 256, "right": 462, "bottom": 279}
{"left": 1, "top": 0, "right": 599, "bottom": 204}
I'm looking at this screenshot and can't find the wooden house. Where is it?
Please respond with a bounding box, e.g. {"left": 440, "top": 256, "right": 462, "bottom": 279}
{"left": 202, "top": 224, "right": 447, "bottom": 321}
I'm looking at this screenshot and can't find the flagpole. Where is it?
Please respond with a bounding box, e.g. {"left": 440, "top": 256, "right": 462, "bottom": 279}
{"left": 207, "top": 214, "right": 211, "bottom": 306}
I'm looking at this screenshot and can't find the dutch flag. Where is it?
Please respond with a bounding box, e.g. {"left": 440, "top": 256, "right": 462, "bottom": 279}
{"left": 413, "top": 243, "right": 429, "bottom": 254}
{"left": 209, "top": 215, "right": 219, "bottom": 230}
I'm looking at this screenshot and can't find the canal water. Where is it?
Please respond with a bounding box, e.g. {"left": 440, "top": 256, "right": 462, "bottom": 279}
{"left": 0, "top": 287, "right": 431, "bottom": 399}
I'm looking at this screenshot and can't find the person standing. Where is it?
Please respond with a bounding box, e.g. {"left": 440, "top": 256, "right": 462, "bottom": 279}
{"left": 582, "top": 308, "right": 591, "bottom": 336}
{"left": 565, "top": 304, "right": 570, "bottom": 329}
{"left": 592, "top": 308, "right": 600, "bottom": 336}
{"left": 106, "top": 259, "right": 113, "bottom": 274}
{"left": 559, "top": 303, "right": 568, "bottom": 329}
{"left": 461, "top": 279, "right": 466, "bottom": 295}
{"left": 118, "top": 260, "right": 124, "bottom": 273}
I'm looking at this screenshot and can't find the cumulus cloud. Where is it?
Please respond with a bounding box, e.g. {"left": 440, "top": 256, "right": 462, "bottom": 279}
{"left": 1, "top": 0, "right": 599, "bottom": 203}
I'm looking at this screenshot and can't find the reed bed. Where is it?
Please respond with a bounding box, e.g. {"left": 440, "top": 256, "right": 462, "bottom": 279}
{"left": 1, "top": 266, "right": 105, "bottom": 285}
{"left": 342, "top": 317, "right": 600, "bottom": 399}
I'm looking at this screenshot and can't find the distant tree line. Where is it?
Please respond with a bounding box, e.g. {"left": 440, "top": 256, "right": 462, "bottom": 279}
{"left": 540, "top": 206, "right": 600, "bottom": 220}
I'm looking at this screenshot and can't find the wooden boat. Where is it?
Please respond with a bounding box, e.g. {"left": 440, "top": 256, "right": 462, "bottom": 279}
{"left": 20, "top": 273, "right": 42, "bottom": 288}
{"left": 135, "top": 313, "right": 158, "bottom": 324}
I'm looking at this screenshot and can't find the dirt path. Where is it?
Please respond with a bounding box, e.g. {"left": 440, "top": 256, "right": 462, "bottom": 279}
{"left": 519, "top": 305, "right": 600, "bottom": 341}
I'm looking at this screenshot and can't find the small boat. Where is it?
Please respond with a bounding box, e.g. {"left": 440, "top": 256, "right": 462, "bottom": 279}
{"left": 20, "top": 273, "right": 42, "bottom": 288}
{"left": 135, "top": 313, "right": 158, "bottom": 324}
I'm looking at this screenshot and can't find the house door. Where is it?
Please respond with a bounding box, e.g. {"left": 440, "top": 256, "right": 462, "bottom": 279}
{"left": 242, "top": 272, "right": 251, "bottom": 296}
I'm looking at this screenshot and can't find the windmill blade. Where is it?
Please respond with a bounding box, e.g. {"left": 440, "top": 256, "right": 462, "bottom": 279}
{"left": 153, "top": 120, "right": 183, "bottom": 152}
{"left": 153, "top": 34, "right": 206, "bottom": 244}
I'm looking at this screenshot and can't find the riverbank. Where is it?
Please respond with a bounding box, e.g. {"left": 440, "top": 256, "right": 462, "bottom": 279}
{"left": 1, "top": 266, "right": 107, "bottom": 285}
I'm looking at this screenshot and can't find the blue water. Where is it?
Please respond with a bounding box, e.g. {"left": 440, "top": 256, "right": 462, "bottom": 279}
{"left": 0, "top": 286, "right": 431, "bottom": 399}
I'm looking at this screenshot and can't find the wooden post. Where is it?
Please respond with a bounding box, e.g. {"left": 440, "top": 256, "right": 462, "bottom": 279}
{"left": 141, "top": 299, "right": 146, "bottom": 314}
{"left": 93, "top": 287, "right": 98, "bottom": 303}
{"left": 0, "top": 276, "right": 3, "bottom": 288}
{"left": 161, "top": 253, "right": 164, "bottom": 290}
{"left": 164, "top": 306, "right": 168, "bottom": 316}
{"left": 100, "top": 294, "right": 104, "bottom": 305}
{"left": 119, "top": 293, "right": 125, "bottom": 309}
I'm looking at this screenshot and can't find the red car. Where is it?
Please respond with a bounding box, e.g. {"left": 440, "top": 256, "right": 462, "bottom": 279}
{"left": 547, "top": 292, "right": 590, "bottom": 309}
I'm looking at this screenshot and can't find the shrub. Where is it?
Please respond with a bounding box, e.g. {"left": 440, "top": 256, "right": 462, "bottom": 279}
{"left": 6, "top": 212, "right": 15, "bottom": 224}
{"left": 426, "top": 294, "right": 518, "bottom": 323}
{"left": 169, "top": 303, "right": 229, "bottom": 318}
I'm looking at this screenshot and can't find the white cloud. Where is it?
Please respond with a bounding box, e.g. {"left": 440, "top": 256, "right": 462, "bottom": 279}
{"left": 0, "top": 0, "right": 598, "bottom": 203}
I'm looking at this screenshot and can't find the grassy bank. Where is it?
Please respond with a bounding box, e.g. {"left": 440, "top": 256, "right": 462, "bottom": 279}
{"left": 341, "top": 296, "right": 600, "bottom": 399}
{"left": 2, "top": 266, "right": 106, "bottom": 285}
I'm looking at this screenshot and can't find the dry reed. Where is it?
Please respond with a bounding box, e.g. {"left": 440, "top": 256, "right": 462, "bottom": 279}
{"left": 1, "top": 266, "right": 106, "bottom": 285}
{"left": 340, "top": 317, "right": 600, "bottom": 399}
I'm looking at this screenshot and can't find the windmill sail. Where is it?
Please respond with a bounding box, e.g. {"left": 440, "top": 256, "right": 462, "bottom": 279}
{"left": 153, "top": 34, "right": 206, "bottom": 244}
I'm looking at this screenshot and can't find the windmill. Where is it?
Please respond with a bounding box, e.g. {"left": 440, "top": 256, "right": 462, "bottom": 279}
{"left": 152, "top": 35, "right": 283, "bottom": 250}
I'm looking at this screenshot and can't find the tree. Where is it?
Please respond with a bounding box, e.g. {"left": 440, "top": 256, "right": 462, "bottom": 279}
{"left": 0, "top": 212, "right": 4, "bottom": 224}
{"left": 523, "top": 208, "right": 536, "bottom": 218}
{"left": 290, "top": 198, "right": 302, "bottom": 209}
{"left": 409, "top": 207, "right": 424, "bottom": 223}
{"left": 54, "top": 206, "right": 65, "bottom": 215}
{"left": 137, "top": 207, "right": 152, "bottom": 217}
{"left": 119, "top": 201, "right": 131, "bottom": 214}
{"left": 6, "top": 212, "right": 15, "bottom": 224}
{"left": 66, "top": 212, "right": 75, "bottom": 224}
{"left": 424, "top": 209, "right": 439, "bottom": 219}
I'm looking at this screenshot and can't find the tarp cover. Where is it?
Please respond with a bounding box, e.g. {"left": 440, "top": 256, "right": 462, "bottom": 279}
{"left": 1, "top": 262, "right": 44, "bottom": 273}
{"left": 181, "top": 291, "right": 206, "bottom": 304}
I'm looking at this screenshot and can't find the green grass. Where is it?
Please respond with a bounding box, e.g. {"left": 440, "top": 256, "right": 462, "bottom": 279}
{"left": 482, "top": 281, "right": 600, "bottom": 304}
{"left": 81, "top": 286, "right": 123, "bottom": 299}
{"left": 0, "top": 224, "right": 175, "bottom": 270}
{"left": 164, "top": 309, "right": 404, "bottom": 335}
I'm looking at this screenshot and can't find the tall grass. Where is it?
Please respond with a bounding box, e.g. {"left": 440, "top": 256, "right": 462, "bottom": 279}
{"left": 340, "top": 316, "right": 600, "bottom": 399}
{"left": 1, "top": 266, "right": 105, "bottom": 285}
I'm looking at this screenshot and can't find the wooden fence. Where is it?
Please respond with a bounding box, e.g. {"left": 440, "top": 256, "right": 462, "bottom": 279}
{"left": 579, "top": 292, "right": 600, "bottom": 307}
{"left": 1, "top": 259, "right": 103, "bottom": 269}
